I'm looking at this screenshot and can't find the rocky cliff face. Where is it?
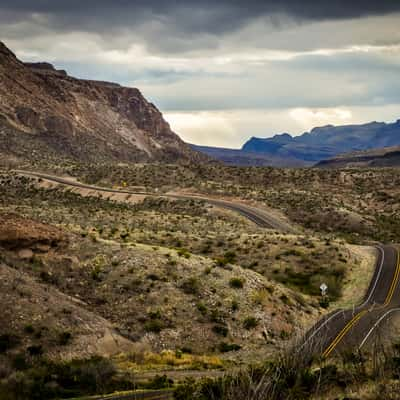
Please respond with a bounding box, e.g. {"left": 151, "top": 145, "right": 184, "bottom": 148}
{"left": 0, "top": 41, "right": 206, "bottom": 164}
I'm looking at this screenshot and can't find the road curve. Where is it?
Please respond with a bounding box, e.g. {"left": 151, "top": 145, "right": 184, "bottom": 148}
{"left": 301, "top": 245, "right": 400, "bottom": 357}
{"left": 14, "top": 170, "right": 293, "bottom": 232}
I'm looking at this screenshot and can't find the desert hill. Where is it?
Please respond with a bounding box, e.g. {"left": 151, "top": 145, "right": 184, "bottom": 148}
{"left": 0, "top": 41, "right": 206, "bottom": 165}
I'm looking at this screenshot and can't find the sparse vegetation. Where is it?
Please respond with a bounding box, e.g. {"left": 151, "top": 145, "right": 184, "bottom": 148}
{"left": 0, "top": 165, "right": 397, "bottom": 399}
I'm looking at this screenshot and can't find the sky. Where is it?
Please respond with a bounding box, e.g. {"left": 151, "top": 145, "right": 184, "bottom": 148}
{"left": 1, "top": 1, "right": 400, "bottom": 148}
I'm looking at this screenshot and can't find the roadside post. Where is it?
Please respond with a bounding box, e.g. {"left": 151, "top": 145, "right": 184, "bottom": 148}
{"left": 319, "top": 283, "right": 329, "bottom": 308}
{"left": 320, "top": 283, "right": 328, "bottom": 296}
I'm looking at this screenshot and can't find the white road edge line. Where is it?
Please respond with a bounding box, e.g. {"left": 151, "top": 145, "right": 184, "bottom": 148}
{"left": 359, "top": 307, "right": 400, "bottom": 350}
{"left": 360, "top": 245, "right": 385, "bottom": 307}
{"left": 298, "top": 309, "right": 344, "bottom": 350}
{"left": 299, "top": 245, "right": 385, "bottom": 350}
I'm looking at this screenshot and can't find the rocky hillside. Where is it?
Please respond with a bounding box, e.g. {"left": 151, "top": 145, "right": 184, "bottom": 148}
{"left": 0, "top": 41, "right": 206, "bottom": 165}
{"left": 317, "top": 146, "right": 400, "bottom": 168}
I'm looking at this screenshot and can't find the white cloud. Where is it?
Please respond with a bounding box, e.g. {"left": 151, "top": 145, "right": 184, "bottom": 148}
{"left": 289, "top": 108, "right": 353, "bottom": 129}
{"left": 166, "top": 105, "right": 400, "bottom": 147}
{"left": 165, "top": 112, "right": 237, "bottom": 147}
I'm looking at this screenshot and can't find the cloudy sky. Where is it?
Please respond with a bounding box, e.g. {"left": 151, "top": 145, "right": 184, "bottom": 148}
{"left": 1, "top": 1, "right": 400, "bottom": 147}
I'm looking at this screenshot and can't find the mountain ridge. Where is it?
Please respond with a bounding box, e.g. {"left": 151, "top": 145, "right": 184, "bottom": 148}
{"left": 0, "top": 41, "right": 207, "bottom": 166}
{"left": 194, "top": 119, "right": 400, "bottom": 167}
{"left": 316, "top": 145, "right": 400, "bottom": 168}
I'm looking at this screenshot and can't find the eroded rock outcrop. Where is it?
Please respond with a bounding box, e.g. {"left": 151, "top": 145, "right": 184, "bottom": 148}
{"left": 0, "top": 41, "right": 207, "bottom": 164}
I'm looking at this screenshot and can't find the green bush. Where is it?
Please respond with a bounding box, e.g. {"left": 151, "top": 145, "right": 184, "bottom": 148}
{"left": 196, "top": 302, "right": 207, "bottom": 315}
{"left": 218, "top": 342, "right": 242, "bottom": 353}
{"left": 319, "top": 296, "right": 330, "bottom": 308}
{"left": 180, "top": 277, "right": 200, "bottom": 295}
{"left": 144, "top": 320, "right": 165, "bottom": 333}
{"left": 212, "top": 324, "right": 229, "bottom": 337}
{"left": 58, "top": 331, "right": 72, "bottom": 346}
{"left": 243, "top": 317, "right": 258, "bottom": 330}
{"left": 27, "top": 345, "right": 43, "bottom": 356}
{"left": 0, "top": 334, "right": 20, "bottom": 354}
{"left": 144, "top": 374, "right": 174, "bottom": 389}
{"left": 229, "top": 278, "right": 244, "bottom": 289}
{"left": 12, "top": 353, "right": 29, "bottom": 371}
{"left": 1, "top": 356, "right": 120, "bottom": 400}
{"left": 24, "top": 325, "right": 35, "bottom": 334}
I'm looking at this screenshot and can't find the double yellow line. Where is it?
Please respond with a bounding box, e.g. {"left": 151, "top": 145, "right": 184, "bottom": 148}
{"left": 383, "top": 250, "right": 400, "bottom": 306}
{"left": 322, "top": 310, "right": 367, "bottom": 357}
{"left": 322, "top": 249, "right": 400, "bottom": 358}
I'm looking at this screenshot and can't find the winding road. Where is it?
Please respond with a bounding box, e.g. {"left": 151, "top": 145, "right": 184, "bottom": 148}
{"left": 10, "top": 170, "right": 400, "bottom": 397}
{"left": 14, "top": 170, "right": 294, "bottom": 232}
{"left": 301, "top": 245, "right": 400, "bottom": 357}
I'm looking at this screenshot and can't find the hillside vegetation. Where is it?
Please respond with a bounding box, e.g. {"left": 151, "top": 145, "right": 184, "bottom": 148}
{"left": 0, "top": 168, "right": 378, "bottom": 399}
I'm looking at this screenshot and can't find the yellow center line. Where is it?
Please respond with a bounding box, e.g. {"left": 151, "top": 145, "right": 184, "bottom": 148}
{"left": 322, "top": 249, "right": 400, "bottom": 358}
{"left": 383, "top": 250, "right": 400, "bottom": 306}
{"left": 322, "top": 310, "right": 367, "bottom": 358}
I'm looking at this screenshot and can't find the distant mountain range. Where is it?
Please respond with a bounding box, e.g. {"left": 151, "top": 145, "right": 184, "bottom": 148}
{"left": 192, "top": 120, "right": 400, "bottom": 167}
{"left": 190, "top": 145, "right": 306, "bottom": 167}
{"left": 316, "top": 145, "right": 400, "bottom": 168}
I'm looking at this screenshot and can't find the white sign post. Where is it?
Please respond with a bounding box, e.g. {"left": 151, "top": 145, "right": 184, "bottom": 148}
{"left": 320, "top": 283, "right": 328, "bottom": 296}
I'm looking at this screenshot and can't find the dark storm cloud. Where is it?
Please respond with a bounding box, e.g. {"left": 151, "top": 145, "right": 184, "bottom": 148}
{"left": 4, "top": 0, "right": 400, "bottom": 18}
{"left": 2, "top": 1, "right": 400, "bottom": 35}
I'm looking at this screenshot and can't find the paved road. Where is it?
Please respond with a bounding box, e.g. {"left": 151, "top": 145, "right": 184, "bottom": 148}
{"left": 13, "top": 170, "right": 400, "bottom": 360}
{"left": 14, "top": 170, "right": 294, "bottom": 232}
{"left": 301, "top": 245, "right": 400, "bottom": 357}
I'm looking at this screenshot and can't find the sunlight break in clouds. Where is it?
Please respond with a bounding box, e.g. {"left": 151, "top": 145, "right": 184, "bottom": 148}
{"left": 289, "top": 108, "right": 353, "bottom": 130}
{"left": 165, "top": 112, "right": 237, "bottom": 147}
{"left": 165, "top": 105, "right": 400, "bottom": 148}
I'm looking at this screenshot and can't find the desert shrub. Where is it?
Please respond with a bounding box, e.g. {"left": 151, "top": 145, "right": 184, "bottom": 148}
{"left": 146, "top": 273, "right": 160, "bottom": 281}
{"left": 144, "top": 320, "right": 165, "bottom": 333}
{"left": 319, "top": 296, "right": 330, "bottom": 308}
{"left": 229, "top": 278, "right": 244, "bottom": 289}
{"left": 144, "top": 374, "right": 174, "bottom": 389}
{"left": 12, "top": 353, "right": 29, "bottom": 371}
{"left": 231, "top": 300, "right": 239, "bottom": 311}
{"left": 209, "top": 309, "right": 225, "bottom": 324}
{"left": 177, "top": 248, "right": 191, "bottom": 258}
{"left": 196, "top": 302, "right": 208, "bottom": 315}
{"left": 27, "top": 345, "right": 43, "bottom": 356}
{"left": 58, "top": 331, "right": 72, "bottom": 346}
{"left": 181, "top": 277, "right": 200, "bottom": 295}
{"left": 216, "top": 251, "right": 237, "bottom": 267}
{"left": 174, "top": 378, "right": 197, "bottom": 400}
{"left": 212, "top": 325, "right": 229, "bottom": 337}
{"left": 218, "top": 342, "right": 242, "bottom": 353}
{"left": 252, "top": 289, "right": 268, "bottom": 305}
{"left": 0, "top": 356, "right": 120, "bottom": 400}
{"left": 148, "top": 310, "right": 162, "bottom": 319}
{"left": 243, "top": 317, "right": 258, "bottom": 330}
{"left": 0, "top": 334, "right": 20, "bottom": 354}
{"left": 24, "top": 325, "right": 35, "bottom": 334}
{"left": 224, "top": 251, "right": 236, "bottom": 263}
